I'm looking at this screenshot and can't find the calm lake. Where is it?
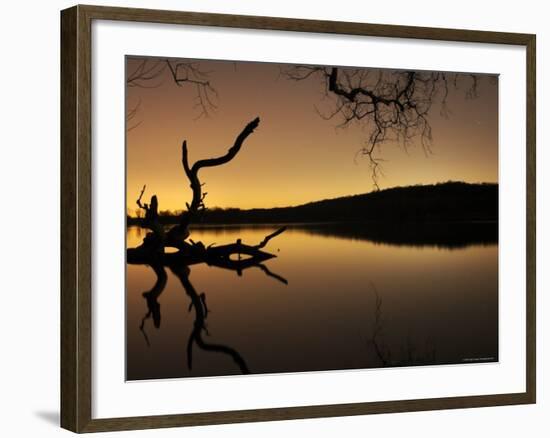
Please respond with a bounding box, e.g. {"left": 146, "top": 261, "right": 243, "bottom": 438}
{"left": 126, "top": 223, "right": 498, "bottom": 381}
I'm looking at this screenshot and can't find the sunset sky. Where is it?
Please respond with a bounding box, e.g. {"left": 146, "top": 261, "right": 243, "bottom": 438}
{"left": 126, "top": 57, "right": 498, "bottom": 215}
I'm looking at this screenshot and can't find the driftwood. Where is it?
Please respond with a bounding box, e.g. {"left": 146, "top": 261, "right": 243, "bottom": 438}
{"left": 128, "top": 117, "right": 289, "bottom": 377}
{"left": 128, "top": 117, "right": 286, "bottom": 273}
{"left": 165, "top": 117, "right": 261, "bottom": 249}
{"left": 128, "top": 226, "right": 286, "bottom": 276}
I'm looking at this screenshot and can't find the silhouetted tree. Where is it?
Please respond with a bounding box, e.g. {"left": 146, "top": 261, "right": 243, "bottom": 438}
{"left": 284, "top": 66, "right": 492, "bottom": 187}
{"left": 166, "top": 117, "right": 260, "bottom": 246}
{"left": 127, "top": 117, "right": 286, "bottom": 266}
{"left": 126, "top": 57, "right": 218, "bottom": 131}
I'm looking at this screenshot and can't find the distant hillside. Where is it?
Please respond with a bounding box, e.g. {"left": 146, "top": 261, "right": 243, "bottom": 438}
{"left": 128, "top": 181, "right": 498, "bottom": 225}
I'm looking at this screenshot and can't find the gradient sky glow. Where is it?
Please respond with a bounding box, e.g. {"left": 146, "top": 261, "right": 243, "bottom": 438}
{"left": 126, "top": 57, "right": 498, "bottom": 214}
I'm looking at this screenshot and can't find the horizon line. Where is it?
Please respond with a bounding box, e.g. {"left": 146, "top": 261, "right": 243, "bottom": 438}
{"left": 127, "top": 180, "right": 498, "bottom": 217}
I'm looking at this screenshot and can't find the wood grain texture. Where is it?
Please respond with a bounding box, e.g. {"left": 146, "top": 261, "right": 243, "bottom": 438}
{"left": 60, "top": 5, "right": 78, "bottom": 432}
{"left": 79, "top": 393, "right": 533, "bottom": 433}
{"left": 525, "top": 34, "right": 536, "bottom": 404}
{"left": 60, "top": 4, "right": 536, "bottom": 433}
{"left": 78, "top": 4, "right": 533, "bottom": 44}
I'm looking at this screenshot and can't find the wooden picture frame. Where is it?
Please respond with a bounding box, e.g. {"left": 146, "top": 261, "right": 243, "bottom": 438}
{"left": 61, "top": 4, "right": 536, "bottom": 433}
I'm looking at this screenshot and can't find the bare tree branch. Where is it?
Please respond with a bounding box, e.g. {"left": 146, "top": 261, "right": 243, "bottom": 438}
{"left": 136, "top": 184, "right": 147, "bottom": 210}
{"left": 126, "top": 58, "right": 167, "bottom": 88}
{"left": 180, "top": 117, "right": 260, "bottom": 222}
{"left": 126, "top": 98, "right": 143, "bottom": 132}
{"left": 254, "top": 226, "right": 287, "bottom": 249}
{"left": 283, "top": 65, "right": 483, "bottom": 189}
{"left": 126, "top": 57, "right": 219, "bottom": 130}
{"left": 166, "top": 60, "right": 219, "bottom": 119}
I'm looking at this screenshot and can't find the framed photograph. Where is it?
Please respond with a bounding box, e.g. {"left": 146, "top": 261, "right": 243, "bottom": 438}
{"left": 60, "top": 4, "right": 536, "bottom": 433}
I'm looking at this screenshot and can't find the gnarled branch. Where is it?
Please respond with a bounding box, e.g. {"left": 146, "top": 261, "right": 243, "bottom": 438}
{"left": 283, "top": 65, "right": 485, "bottom": 189}
{"left": 126, "top": 57, "right": 218, "bottom": 130}
{"left": 177, "top": 117, "right": 260, "bottom": 228}
{"left": 136, "top": 184, "right": 147, "bottom": 210}
{"left": 254, "top": 226, "right": 286, "bottom": 249}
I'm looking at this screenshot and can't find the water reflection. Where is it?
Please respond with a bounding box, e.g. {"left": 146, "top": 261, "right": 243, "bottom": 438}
{"left": 127, "top": 223, "right": 498, "bottom": 380}
{"left": 296, "top": 221, "right": 497, "bottom": 249}
{"left": 132, "top": 236, "right": 290, "bottom": 378}
{"left": 139, "top": 263, "right": 166, "bottom": 345}
{"left": 177, "top": 220, "right": 497, "bottom": 249}
{"left": 170, "top": 264, "right": 251, "bottom": 374}
{"left": 368, "top": 285, "right": 437, "bottom": 367}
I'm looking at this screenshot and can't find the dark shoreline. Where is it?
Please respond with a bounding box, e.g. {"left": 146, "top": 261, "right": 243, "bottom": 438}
{"left": 128, "top": 181, "right": 498, "bottom": 227}
{"left": 128, "top": 220, "right": 498, "bottom": 250}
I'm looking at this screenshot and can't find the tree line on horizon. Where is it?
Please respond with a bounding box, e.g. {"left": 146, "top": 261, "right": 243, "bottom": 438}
{"left": 127, "top": 181, "right": 498, "bottom": 226}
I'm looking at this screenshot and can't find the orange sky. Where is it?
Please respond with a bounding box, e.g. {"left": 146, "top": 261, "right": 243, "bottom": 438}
{"left": 126, "top": 57, "right": 498, "bottom": 215}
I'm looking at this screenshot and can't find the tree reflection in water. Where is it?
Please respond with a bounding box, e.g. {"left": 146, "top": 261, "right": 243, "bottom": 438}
{"left": 135, "top": 255, "right": 288, "bottom": 376}
{"left": 367, "top": 284, "right": 436, "bottom": 368}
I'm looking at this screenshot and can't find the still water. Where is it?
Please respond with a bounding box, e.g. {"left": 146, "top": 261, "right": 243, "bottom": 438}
{"left": 126, "top": 223, "right": 498, "bottom": 381}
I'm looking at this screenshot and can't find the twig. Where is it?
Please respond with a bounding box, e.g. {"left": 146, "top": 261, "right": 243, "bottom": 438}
{"left": 254, "top": 226, "right": 287, "bottom": 249}
{"left": 136, "top": 185, "right": 147, "bottom": 209}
